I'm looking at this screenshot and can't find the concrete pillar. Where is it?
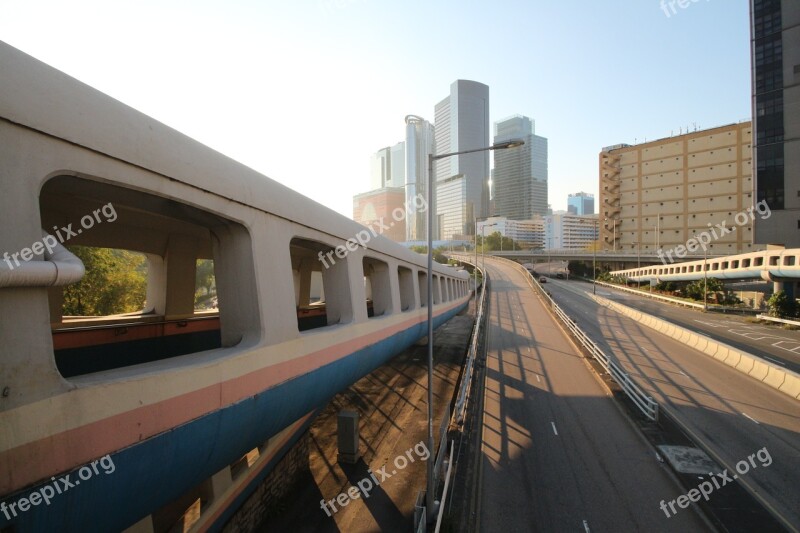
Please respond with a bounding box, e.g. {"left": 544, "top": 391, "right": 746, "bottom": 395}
{"left": 144, "top": 253, "right": 166, "bottom": 315}
{"left": 164, "top": 235, "right": 197, "bottom": 319}
{"left": 210, "top": 466, "right": 233, "bottom": 500}
{"left": 297, "top": 259, "right": 313, "bottom": 308}
{"left": 47, "top": 286, "right": 63, "bottom": 324}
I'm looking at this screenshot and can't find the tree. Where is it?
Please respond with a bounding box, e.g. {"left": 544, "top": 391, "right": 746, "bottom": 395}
{"left": 682, "top": 278, "right": 724, "bottom": 301}
{"left": 63, "top": 246, "right": 147, "bottom": 316}
{"left": 409, "top": 245, "right": 449, "bottom": 265}
{"left": 195, "top": 259, "right": 217, "bottom": 307}
{"left": 477, "top": 231, "right": 516, "bottom": 252}
{"left": 766, "top": 290, "right": 797, "bottom": 318}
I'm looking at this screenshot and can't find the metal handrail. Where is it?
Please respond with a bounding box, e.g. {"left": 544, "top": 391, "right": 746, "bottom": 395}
{"left": 450, "top": 256, "right": 488, "bottom": 424}
{"left": 416, "top": 255, "right": 488, "bottom": 532}
{"left": 495, "top": 257, "right": 659, "bottom": 421}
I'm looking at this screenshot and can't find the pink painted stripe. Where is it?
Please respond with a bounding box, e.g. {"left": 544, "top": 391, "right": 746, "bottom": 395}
{"left": 0, "top": 298, "right": 467, "bottom": 494}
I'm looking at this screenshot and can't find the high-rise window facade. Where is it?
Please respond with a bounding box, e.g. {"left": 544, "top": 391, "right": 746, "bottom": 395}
{"left": 434, "top": 80, "right": 490, "bottom": 238}
{"left": 751, "top": 0, "right": 799, "bottom": 247}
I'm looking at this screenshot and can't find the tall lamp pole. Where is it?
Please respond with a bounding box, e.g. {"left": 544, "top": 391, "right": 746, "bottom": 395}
{"left": 703, "top": 245, "right": 708, "bottom": 312}
{"left": 425, "top": 138, "right": 523, "bottom": 514}
{"left": 593, "top": 218, "right": 598, "bottom": 294}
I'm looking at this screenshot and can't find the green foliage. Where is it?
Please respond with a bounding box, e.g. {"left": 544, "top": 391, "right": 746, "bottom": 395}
{"left": 567, "top": 260, "right": 598, "bottom": 278}
{"left": 654, "top": 281, "right": 678, "bottom": 293}
{"left": 476, "top": 231, "right": 517, "bottom": 252}
{"left": 194, "top": 259, "right": 217, "bottom": 308}
{"left": 409, "top": 245, "right": 449, "bottom": 265}
{"left": 682, "top": 278, "right": 724, "bottom": 301}
{"left": 63, "top": 246, "right": 147, "bottom": 316}
{"left": 766, "top": 290, "right": 798, "bottom": 318}
{"left": 596, "top": 271, "right": 627, "bottom": 284}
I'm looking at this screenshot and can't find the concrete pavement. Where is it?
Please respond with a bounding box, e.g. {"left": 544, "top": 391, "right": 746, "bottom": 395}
{"left": 474, "top": 258, "right": 708, "bottom": 532}
{"left": 545, "top": 277, "right": 800, "bottom": 529}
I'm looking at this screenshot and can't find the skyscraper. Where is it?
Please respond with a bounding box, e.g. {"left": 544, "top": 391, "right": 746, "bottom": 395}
{"left": 568, "top": 192, "right": 594, "bottom": 215}
{"left": 751, "top": 0, "right": 799, "bottom": 247}
{"left": 434, "top": 80, "right": 490, "bottom": 239}
{"left": 370, "top": 141, "right": 405, "bottom": 190}
{"left": 492, "top": 115, "right": 548, "bottom": 220}
{"left": 404, "top": 115, "right": 435, "bottom": 242}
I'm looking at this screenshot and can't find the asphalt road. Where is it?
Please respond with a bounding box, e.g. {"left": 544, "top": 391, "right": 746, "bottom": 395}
{"left": 580, "top": 281, "right": 800, "bottom": 373}
{"left": 475, "top": 258, "right": 708, "bottom": 532}
{"left": 544, "top": 276, "right": 800, "bottom": 530}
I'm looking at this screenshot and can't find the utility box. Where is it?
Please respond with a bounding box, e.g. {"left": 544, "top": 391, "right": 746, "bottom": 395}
{"left": 337, "top": 410, "right": 360, "bottom": 464}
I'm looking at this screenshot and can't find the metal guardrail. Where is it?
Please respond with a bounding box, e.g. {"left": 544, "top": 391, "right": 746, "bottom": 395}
{"left": 496, "top": 257, "right": 659, "bottom": 422}
{"left": 433, "top": 400, "right": 451, "bottom": 490}
{"left": 756, "top": 314, "right": 800, "bottom": 326}
{"left": 594, "top": 280, "right": 762, "bottom": 315}
{"left": 415, "top": 256, "right": 487, "bottom": 532}
{"left": 594, "top": 280, "right": 705, "bottom": 309}
{"left": 433, "top": 443, "right": 454, "bottom": 533}
{"left": 414, "top": 492, "right": 426, "bottom": 533}
{"left": 452, "top": 257, "right": 488, "bottom": 424}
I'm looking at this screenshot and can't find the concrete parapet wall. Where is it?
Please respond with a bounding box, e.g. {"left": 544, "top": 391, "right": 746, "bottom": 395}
{"left": 590, "top": 294, "right": 800, "bottom": 401}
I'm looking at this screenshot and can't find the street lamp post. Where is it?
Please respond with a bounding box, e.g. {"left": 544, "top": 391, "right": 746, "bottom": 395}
{"left": 425, "top": 138, "right": 523, "bottom": 515}
{"left": 703, "top": 245, "right": 708, "bottom": 312}
{"left": 593, "top": 218, "right": 598, "bottom": 295}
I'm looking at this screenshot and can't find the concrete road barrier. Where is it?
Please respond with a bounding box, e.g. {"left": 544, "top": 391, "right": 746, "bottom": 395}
{"left": 590, "top": 294, "right": 800, "bottom": 401}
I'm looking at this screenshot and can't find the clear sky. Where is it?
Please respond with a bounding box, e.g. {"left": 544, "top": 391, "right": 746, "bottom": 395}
{"left": 0, "top": 0, "right": 751, "bottom": 217}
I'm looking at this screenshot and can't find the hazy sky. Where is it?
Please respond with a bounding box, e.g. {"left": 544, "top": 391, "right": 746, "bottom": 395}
{"left": 0, "top": 0, "right": 751, "bottom": 217}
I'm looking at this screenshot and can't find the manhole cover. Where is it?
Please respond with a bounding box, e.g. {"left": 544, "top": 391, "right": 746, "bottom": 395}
{"left": 657, "top": 445, "right": 718, "bottom": 474}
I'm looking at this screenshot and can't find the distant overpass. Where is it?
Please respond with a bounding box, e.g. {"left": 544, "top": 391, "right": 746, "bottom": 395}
{"left": 608, "top": 249, "right": 800, "bottom": 290}
{"left": 489, "top": 249, "right": 727, "bottom": 267}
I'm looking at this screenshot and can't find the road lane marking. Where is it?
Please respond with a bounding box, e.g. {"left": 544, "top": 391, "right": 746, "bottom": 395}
{"left": 742, "top": 413, "right": 760, "bottom": 425}
{"left": 583, "top": 520, "right": 590, "bottom": 533}
{"left": 551, "top": 422, "right": 558, "bottom": 436}
{"left": 763, "top": 356, "right": 786, "bottom": 366}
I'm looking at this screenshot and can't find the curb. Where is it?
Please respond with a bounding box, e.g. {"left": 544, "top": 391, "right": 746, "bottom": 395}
{"left": 590, "top": 294, "right": 800, "bottom": 400}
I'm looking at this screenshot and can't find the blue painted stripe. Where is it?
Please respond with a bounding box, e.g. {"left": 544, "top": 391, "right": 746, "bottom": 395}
{"left": 1, "top": 303, "right": 466, "bottom": 532}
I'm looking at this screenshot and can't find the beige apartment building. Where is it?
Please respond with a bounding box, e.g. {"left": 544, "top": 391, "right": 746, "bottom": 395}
{"left": 599, "top": 122, "right": 758, "bottom": 259}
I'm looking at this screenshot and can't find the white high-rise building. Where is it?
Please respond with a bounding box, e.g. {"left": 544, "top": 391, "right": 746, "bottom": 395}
{"left": 404, "top": 115, "right": 435, "bottom": 242}
{"left": 434, "top": 80, "right": 490, "bottom": 239}
{"left": 370, "top": 141, "right": 405, "bottom": 189}
{"left": 545, "top": 213, "right": 599, "bottom": 250}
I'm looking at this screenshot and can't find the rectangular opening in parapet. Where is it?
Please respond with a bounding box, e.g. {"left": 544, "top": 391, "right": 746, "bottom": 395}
{"left": 363, "top": 256, "right": 392, "bottom": 318}
{"left": 40, "top": 175, "right": 257, "bottom": 378}
{"left": 291, "top": 237, "right": 353, "bottom": 331}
